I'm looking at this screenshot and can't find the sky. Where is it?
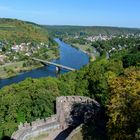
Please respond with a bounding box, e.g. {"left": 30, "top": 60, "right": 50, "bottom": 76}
{"left": 0, "top": 0, "right": 140, "bottom": 28}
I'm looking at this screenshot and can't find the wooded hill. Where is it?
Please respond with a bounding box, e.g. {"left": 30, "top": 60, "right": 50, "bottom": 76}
{"left": 0, "top": 18, "right": 49, "bottom": 44}
{"left": 44, "top": 25, "right": 140, "bottom": 36}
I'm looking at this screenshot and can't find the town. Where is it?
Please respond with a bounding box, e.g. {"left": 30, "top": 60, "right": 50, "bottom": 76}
{"left": 0, "top": 41, "right": 49, "bottom": 64}
{"left": 0, "top": 0, "right": 140, "bottom": 139}
{"left": 0, "top": 38, "right": 59, "bottom": 79}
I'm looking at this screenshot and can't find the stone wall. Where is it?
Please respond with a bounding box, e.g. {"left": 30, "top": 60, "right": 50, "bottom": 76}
{"left": 56, "top": 96, "right": 100, "bottom": 129}
{"left": 11, "top": 115, "right": 59, "bottom": 140}
{"left": 11, "top": 96, "right": 100, "bottom": 140}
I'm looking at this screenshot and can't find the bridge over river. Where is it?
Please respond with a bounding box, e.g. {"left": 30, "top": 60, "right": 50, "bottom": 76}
{"left": 0, "top": 39, "right": 89, "bottom": 89}
{"left": 32, "top": 58, "right": 76, "bottom": 71}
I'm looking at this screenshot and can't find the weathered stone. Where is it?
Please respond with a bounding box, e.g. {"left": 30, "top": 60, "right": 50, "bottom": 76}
{"left": 11, "top": 96, "right": 100, "bottom": 140}
{"left": 56, "top": 96, "right": 100, "bottom": 129}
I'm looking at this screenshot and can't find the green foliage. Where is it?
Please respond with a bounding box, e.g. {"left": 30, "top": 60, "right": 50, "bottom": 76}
{"left": 135, "top": 128, "right": 140, "bottom": 139}
{"left": 92, "top": 36, "right": 140, "bottom": 56}
{"left": 59, "top": 67, "right": 89, "bottom": 96}
{"left": 123, "top": 52, "right": 140, "bottom": 68}
{"left": 0, "top": 77, "right": 60, "bottom": 138}
{"left": 0, "top": 34, "right": 139, "bottom": 139}
{"left": 87, "top": 59, "right": 109, "bottom": 104}
{"left": 45, "top": 25, "right": 140, "bottom": 37}
{"left": 87, "top": 56, "right": 124, "bottom": 105}
{"left": 0, "top": 18, "right": 49, "bottom": 44}
{"left": 107, "top": 67, "right": 140, "bottom": 140}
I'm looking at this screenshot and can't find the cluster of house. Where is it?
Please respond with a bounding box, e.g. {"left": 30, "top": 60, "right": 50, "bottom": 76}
{"left": 85, "top": 33, "right": 140, "bottom": 42}
{"left": 85, "top": 34, "right": 116, "bottom": 42}
{"left": 106, "top": 44, "right": 129, "bottom": 60}
{"left": 11, "top": 42, "right": 49, "bottom": 54}
{"left": 0, "top": 41, "right": 49, "bottom": 64}
{"left": 120, "top": 33, "right": 140, "bottom": 38}
{"left": 11, "top": 43, "right": 30, "bottom": 52}
{"left": 0, "top": 42, "right": 6, "bottom": 63}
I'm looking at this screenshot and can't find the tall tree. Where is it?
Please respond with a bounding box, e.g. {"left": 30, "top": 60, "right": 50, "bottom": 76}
{"left": 107, "top": 67, "right": 140, "bottom": 139}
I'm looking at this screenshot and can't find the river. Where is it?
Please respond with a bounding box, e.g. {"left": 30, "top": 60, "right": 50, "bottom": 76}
{"left": 0, "top": 38, "right": 89, "bottom": 89}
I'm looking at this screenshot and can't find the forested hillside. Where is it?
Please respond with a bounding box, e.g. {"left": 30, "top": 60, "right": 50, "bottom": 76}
{"left": 0, "top": 18, "right": 49, "bottom": 44}
{"left": 0, "top": 19, "right": 59, "bottom": 79}
{"left": 45, "top": 25, "right": 140, "bottom": 37}
{"left": 0, "top": 36, "right": 139, "bottom": 139}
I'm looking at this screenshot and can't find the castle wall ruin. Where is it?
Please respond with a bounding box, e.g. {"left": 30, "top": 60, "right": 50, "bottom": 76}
{"left": 56, "top": 96, "right": 100, "bottom": 129}
{"left": 11, "top": 96, "right": 100, "bottom": 140}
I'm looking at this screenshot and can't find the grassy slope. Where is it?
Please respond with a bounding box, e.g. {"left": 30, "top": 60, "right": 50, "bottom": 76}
{"left": 0, "top": 18, "right": 59, "bottom": 79}
{"left": 70, "top": 43, "right": 96, "bottom": 61}
{"left": 45, "top": 25, "right": 140, "bottom": 36}
{"left": 0, "top": 18, "right": 49, "bottom": 43}
{"left": 0, "top": 61, "right": 42, "bottom": 79}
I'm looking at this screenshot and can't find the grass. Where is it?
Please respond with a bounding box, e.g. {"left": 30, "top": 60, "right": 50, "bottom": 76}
{"left": 47, "top": 50, "right": 58, "bottom": 60}
{"left": 0, "top": 61, "right": 24, "bottom": 69}
{"left": 0, "top": 47, "right": 59, "bottom": 79}
{"left": 0, "top": 50, "right": 58, "bottom": 79}
{"left": 72, "top": 43, "right": 93, "bottom": 52}
{"left": 70, "top": 128, "right": 83, "bottom": 140}
{"left": 28, "top": 132, "right": 48, "bottom": 140}
{"left": 72, "top": 43, "right": 96, "bottom": 62}
{"left": 0, "top": 24, "right": 16, "bottom": 28}
{"left": 0, "top": 61, "right": 42, "bottom": 79}
{"left": 0, "top": 61, "right": 24, "bottom": 78}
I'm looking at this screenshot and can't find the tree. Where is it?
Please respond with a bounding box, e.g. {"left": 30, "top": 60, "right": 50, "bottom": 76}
{"left": 122, "top": 53, "right": 140, "bottom": 68}
{"left": 107, "top": 67, "right": 140, "bottom": 140}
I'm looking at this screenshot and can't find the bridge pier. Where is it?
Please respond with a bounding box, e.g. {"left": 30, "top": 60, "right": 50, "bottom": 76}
{"left": 56, "top": 66, "right": 61, "bottom": 73}
{"left": 32, "top": 58, "right": 76, "bottom": 71}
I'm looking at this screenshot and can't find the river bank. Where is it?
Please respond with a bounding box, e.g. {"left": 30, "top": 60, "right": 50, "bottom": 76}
{"left": 72, "top": 44, "right": 96, "bottom": 61}
{"left": 0, "top": 39, "right": 89, "bottom": 89}
{"left": 65, "top": 42, "right": 96, "bottom": 62}
{"left": 0, "top": 61, "right": 42, "bottom": 79}
{"left": 0, "top": 49, "right": 60, "bottom": 79}
{"left": 59, "top": 38, "right": 96, "bottom": 61}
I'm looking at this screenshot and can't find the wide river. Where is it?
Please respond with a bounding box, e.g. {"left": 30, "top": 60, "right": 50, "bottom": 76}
{"left": 0, "top": 38, "right": 89, "bottom": 89}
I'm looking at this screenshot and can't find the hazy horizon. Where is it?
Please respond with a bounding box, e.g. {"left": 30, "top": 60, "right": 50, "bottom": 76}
{"left": 0, "top": 0, "right": 140, "bottom": 28}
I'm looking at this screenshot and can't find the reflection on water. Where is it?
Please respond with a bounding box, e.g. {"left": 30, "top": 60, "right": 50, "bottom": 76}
{"left": 0, "top": 38, "right": 89, "bottom": 89}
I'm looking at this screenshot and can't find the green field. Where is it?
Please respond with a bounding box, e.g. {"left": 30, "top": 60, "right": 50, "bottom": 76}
{"left": 0, "top": 24, "right": 16, "bottom": 27}
{"left": 0, "top": 49, "right": 59, "bottom": 79}
{"left": 72, "top": 43, "right": 93, "bottom": 52}
{"left": 0, "top": 61, "right": 42, "bottom": 79}
{"left": 0, "top": 61, "right": 24, "bottom": 78}
{"left": 70, "top": 127, "right": 83, "bottom": 140}
{"left": 71, "top": 43, "right": 96, "bottom": 61}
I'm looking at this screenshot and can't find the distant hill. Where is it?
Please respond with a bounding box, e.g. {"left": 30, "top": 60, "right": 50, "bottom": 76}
{"left": 0, "top": 18, "right": 49, "bottom": 44}
{"left": 44, "top": 25, "right": 140, "bottom": 36}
